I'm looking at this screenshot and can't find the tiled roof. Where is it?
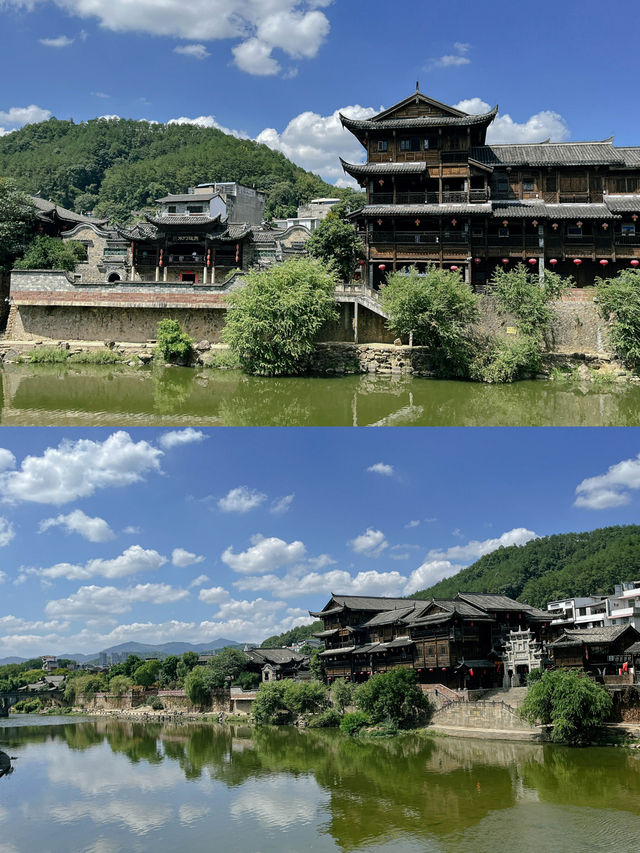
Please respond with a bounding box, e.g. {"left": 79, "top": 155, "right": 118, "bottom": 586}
{"left": 380, "top": 636, "right": 414, "bottom": 648}
{"left": 456, "top": 593, "right": 547, "bottom": 618}
{"left": 341, "top": 107, "right": 498, "bottom": 132}
{"left": 156, "top": 193, "right": 217, "bottom": 203}
{"left": 492, "top": 202, "right": 619, "bottom": 220}
{"left": 604, "top": 195, "right": 640, "bottom": 213}
{"left": 360, "top": 606, "right": 418, "bottom": 627}
{"left": 31, "top": 195, "right": 106, "bottom": 225}
{"left": 146, "top": 214, "right": 221, "bottom": 226}
{"left": 340, "top": 159, "right": 429, "bottom": 177}
{"left": 549, "top": 625, "right": 637, "bottom": 647}
{"left": 471, "top": 142, "right": 625, "bottom": 167}
{"left": 617, "top": 148, "right": 640, "bottom": 167}
{"left": 319, "top": 645, "right": 355, "bottom": 657}
{"left": 359, "top": 204, "right": 492, "bottom": 216}
{"left": 429, "top": 599, "right": 494, "bottom": 618}
{"left": 329, "top": 594, "right": 419, "bottom": 611}
{"left": 245, "top": 648, "right": 306, "bottom": 665}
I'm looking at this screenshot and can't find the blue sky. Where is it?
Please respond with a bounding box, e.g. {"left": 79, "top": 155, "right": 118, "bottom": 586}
{"left": 1, "top": 0, "right": 639, "bottom": 185}
{"left": 0, "top": 427, "right": 639, "bottom": 657}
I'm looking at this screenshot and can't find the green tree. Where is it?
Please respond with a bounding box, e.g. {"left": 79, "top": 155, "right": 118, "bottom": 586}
{"left": 159, "top": 655, "right": 180, "bottom": 686}
{"left": 133, "top": 660, "right": 161, "bottom": 688}
{"left": 15, "top": 235, "right": 86, "bottom": 272}
{"left": 183, "top": 666, "right": 222, "bottom": 708}
{"left": 595, "top": 268, "right": 640, "bottom": 371}
{"left": 123, "top": 655, "right": 142, "bottom": 677}
{"left": 355, "top": 668, "right": 432, "bottom": 729}
{"left": 380, "top": 265, "right": 478, "bottom": 376}
{"left": 490, "top": 263, "right": 569, "bottom": 341}
{"left": 310, "top": 651, "right": 324, "bottom": 682}
{"left": 251, "top": 680, "right": 329, "bottom": 725}
{"left": 108, "top": 675, "right": 133, "bottom": 697}
{"left": 224, "top": 257, "right": 339, "bottom": 376}
{"left": 307, "top": 213, "right": 364, "bottom": 282}
{"left": 204, "top": 648, "right": 248, "bottom": 688}
{"left": 330, "top": 679, "right": 354, "bottom": 714}
{"left": 0, "top": 178, "right": 35, "bottom": 270}
{"left": 155, "top": 319, "right": 194, "bottom": 364}
{"left": 519, "top": 669, "right": 613, "bottom": 744}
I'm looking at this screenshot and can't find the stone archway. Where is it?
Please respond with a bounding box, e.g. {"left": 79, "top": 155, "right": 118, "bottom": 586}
{"left": 107, "top": 273, "right": 121, "bottom": 283}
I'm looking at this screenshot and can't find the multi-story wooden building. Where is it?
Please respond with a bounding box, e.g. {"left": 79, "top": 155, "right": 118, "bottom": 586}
{"left": 310, "top": 593, "right": 550, "bottom": 690}
{"left": 341, "top": 88, "right": 640, "bottom": 288}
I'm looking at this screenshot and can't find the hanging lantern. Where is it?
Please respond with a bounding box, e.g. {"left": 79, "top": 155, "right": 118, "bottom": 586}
{"left": 502, "top": 220, "right": 508, "bottom": 227}
{"left": 415, "top": 219, "right": 421, "bottom": 227}
{"left": 549, "top": 258, "right": 558, "bottom": 265}
{"left": 469, "top": 668, "right": 474, "bottom": 677}
{"left": 235, "top": 242, "right": 240, "bottom": 263}
{"left": 159, "top": 249, "right": 163, "bottom": 268}
{"left": 377, "top": 218, "right": 384, "bottom": 226}
{"left": 633, "top": 214, "right": 639, "bottom": 222}
{"left": 501, "top": 258, "right": 509, "bottom": 264}
{"left": 450, "top": 265, "right": 459, "bottom": 271}
{"left": 207, "top": 250, "right": 211, "bottom": 267}
{"left": 378, "top": 264, "right": 386, "bottom": 271}
{"left": 359, "top": 259, "right": 366, "bottom": 266}
{"left": 631, "top": 259, "right": 640, "bottom": 267}
{"left": 528, "top": 258, "right": 537, "bottom": 265}
{"left": 532, "top": 220, "right": 538, "bottom": 227}
{"left": 474, "top": 258, "right": 481, "bottom": 264}
{"left": 573, "top": 258, "right": 582, "bottom": 266}
{"left": 602, "top": 222, "right": 609, "bottom": 230}
{"left": 552, "top": 222, "right": 559, "bottom": 230}
{"left": 576, "top": 221, "right": 583, "bottom": 228}
{"left": 599, "top": 259, "right": 608, "bottom": 266}
{"left": 451, "top": 218, "right": 457, "bottom": 226}
{"left": 378, "top": 179, "right": 385, "bottom": 186}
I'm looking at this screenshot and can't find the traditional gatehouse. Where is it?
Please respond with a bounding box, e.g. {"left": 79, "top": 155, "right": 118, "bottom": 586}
{"left": 341, "top": 87, "right": 640, "bottom": 288}
{"left": 310, "top": 593, "right": 550, "bottom": 689}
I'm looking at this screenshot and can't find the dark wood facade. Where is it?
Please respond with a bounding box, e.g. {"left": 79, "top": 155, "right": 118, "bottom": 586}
{"left": 311, "top": 593, "right": 550, "bottom": 690}
{"left": 341, "top": 90, "right": 640, "bottom": 288}
{"left": 549, "top": 625, "right": 640, "bottom": 678}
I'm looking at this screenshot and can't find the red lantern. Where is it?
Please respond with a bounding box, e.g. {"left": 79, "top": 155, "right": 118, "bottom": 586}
{"left": 415, "top": 219, "right": 421, "bottom": 227}
{"left": 377, "top": 218, "right": 383, "bottom": 226}
{"left": 528, "top": 258, "right": 537, "bottom": 265}
{"left": 378, "top": 179, "right": 384, "bottom": 186}
{"left": 501, "top": 258, "right": 509, "bottom": 264}
{"left": 451, "top": 219, "right": 457, "bottom": 226}
{"left": 502, "top": 220, "right": 508, "bottom": 227}
{"left": 599, "top": 259, "right": 608, "bottom": 266}
{"left": 602, "top": 223, "right": 609, "bottom": 230}
{"left": 573, "top": 258, "right": 582, "bottom": 266}
{"left": 552, "top": 223, "right": 559, "bottom": 230}
{"left": 532, "top": 220, "right": 538, "bottom": 227}
{"left": 549, "top": 258, "right": 558, "bottom": 265}
{"left": 235, "top": 243, "right": 240, "bottom": 264}
{"left": 631, "top": 259, "right": 640, "bottom": 267}
{"left": 474, "top": 258, "right": 481, "bottom": 264}
{"left": 633, "top": 214, "right": 639, "bottom": 222}
{"left": 576, "top": 221, "right": 583, "bottom": 228}
{"left": 450, "top": 265, "right": 459, "bottom": 271}
{"left": 378, "top": 264, "right": 386, "bottom": 271}
{"left": 359, "top": 259, "right": 366, "bottom": 266}
{"left": 159, "top": 249, "right": 163, "bottom": 268}
{"left": 206, "top": 250, "right": 211, "bottom": 267}
{"left": 469, "top": 668, "right": 474, "bottom": 677}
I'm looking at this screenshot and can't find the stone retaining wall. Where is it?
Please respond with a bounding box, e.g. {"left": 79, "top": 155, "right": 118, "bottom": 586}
{"left": 430, "top": 700, "right": 540, "bottom": 737}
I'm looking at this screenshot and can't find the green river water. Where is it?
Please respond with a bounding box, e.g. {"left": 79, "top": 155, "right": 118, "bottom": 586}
{"left": 2, "top": 364, "right": 640, "bottom": 425}
{"left": 1, "top": 716, "right": 640, "bottom": 852}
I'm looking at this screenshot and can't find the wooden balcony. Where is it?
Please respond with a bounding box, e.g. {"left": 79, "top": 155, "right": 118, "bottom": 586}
{"left": 368, "top": 230, "right": 469, "bottom": 245}
{"left": 368, "top": 189, "right": 489, "bottom": 206}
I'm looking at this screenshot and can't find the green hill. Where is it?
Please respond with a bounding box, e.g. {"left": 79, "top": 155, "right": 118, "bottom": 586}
{"left": 414, "top": 525, "right": 640, "bottom": 607}
{"left": 0, "top": 117, "right": 356, "bottom": 222}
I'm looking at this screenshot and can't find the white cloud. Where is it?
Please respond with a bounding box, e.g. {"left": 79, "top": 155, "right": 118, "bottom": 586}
{"left": 366, "top": 462, "right": 394, "bottom": 477}
{"left": 218, "top": 486, "right": 267, "bottom": 513}
{"left": 222, "top": 534, "right": 306, "bottom": 574}
{"left": 428, "top": 527, "right": 538, "bottom": 562}
{"left": 404, "top": 559, "right": 464, "bottom": 594}
{"left": 349, "top": 528, "right": 388, "bottom": 556}
{"left": 454, "top": 97, "right": 570, "bottom": 143}
{"left": 0, "top": 449, "right": 16, "bottom": 471}
{"left": 27, "top": 545, "right": 167, "bottom": 581}
{"left": 405, "top": 520, "right": 420, "bottom": 529}
{"left": 0, "top": 571, "right": 7, "bottom": 584}
{"left": 123, "top": 525, "right": 141, "bottom": 535}
{"left": 575, "top": 454, "right": 640, "bottom": 509}
{"left": 45, "top": 583, "right": 189, "bottom": 620}
{"left": 8, "top": 1, "right": 332, "bottom": 76}
{"left": 270, "top": 494, "right": 294, "bottom": 514}
{"left": 256, "top": 104, "right": 378, "bottom": 183}
{"left": 39, "top": 34, "right": 74, "bottom": 47}
{"left": 39, "top": 509, "right": 115, "bottom": 543}
{"left": 235, "top": 567, "right": 407, "bottom": 599}
{"left": 189, "top": 574, "right": 209, "bottom": 588}
{"left": 198, "top": 585, "right": 230, "bottom": 604}
{"left": 0, "top": 104, "right": 52, "bottom": 136}
{"left": 158, "top": 427, "right": 207, "bottom": 449}
{"left": 167, "top": 114, "right": 248, "bottom": 139}
{"left": 427, "top": 42, "right": 471, "bottom": 69}
{"left": 0, "top": 615, "right": 69, "bottom": 634}
{"left": 0, "top": 517, "right": 15, "bottom": 547}
{"left": 0, "top": 431, "right": 163, "bottom": 505}
{"left": 171, "top": 547, "right": 204, "bottom": 568}
{"left": 173, "top": 43, "right": 209, "bottom": 60}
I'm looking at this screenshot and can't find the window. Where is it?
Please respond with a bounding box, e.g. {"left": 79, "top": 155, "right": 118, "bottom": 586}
{"left": 377, "top": 140, "right": 388, "bottom": 152}
{"left": 168, "top": 205, "right": 177, "bottom": 214}
{"left": 400, "top": 139, "right": 411, "bottom": 151}
{"left": 523, "top": 178, "right": 535, "bottom": 192}
{"left": 546, "top": 176, "right": 557, "bottom": 192}
{"left": 499, "top": 227, "right": 509, "bottom": 237}
{"left": 496, "top": 180, "right": 509, "bottom": 194}
{"left": 567, "top": 225, "right": 583, "bottom": 238}
{"left": 472, "top": 226, "right": 484, "bottom": 237}
{"left": 187, "top": 205, "right": 204, "bottom": 214}
{"left": 622, "top": 224, "right": 636, "bottom": 236}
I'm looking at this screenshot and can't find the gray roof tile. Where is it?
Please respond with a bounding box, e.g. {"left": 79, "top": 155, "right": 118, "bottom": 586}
{"left": 471, "top": 142, "right": 625, "bottom": 167}
{"left": 341, "top": 108, "right": 497, "bottom": 132}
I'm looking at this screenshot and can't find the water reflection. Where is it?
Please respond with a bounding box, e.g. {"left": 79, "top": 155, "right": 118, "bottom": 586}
{"left": 2, "top": 718, "right": 640, "bottom": 852}
{"left": 2, "top": 364, "right": 640, "bottom": 425}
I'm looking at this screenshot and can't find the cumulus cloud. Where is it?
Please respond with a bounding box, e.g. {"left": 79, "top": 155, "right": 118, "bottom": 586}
{"left": 218, "top": 486, "right": 267, "bottom": 513}
{"left": 45, "top": 583, "right": 188, "bottom": 619}
{"left": 428, "top": 527, "right": 538, "bottom": 562}
{"left": 0, "top": 615, "right": 69, "bottom": 633}
{"left": 366, "top": 462, "right": 394, "bottom": 477}
{"left": 222, "top": 534, "right": 306, "bottom": 574}
{"left": 0, "top": 571, "right": 6, "bottom": 584}
{"left": 158, "top": 428, "right": 207, "bottom": 449}
{"left": 25, "top": 545, "right": 167, "bottom": 581}
{"left": 575, "top": 454, "right": 640, "bottom": 509}
{"left": 0, "top": 431, "right": 163, "bottom": 505}
{"left": 256, "top": 104, "right": 378, "bottom": 184}
{"left": 270, "top": 494, "right": 294, "bottom": 515}
{"left": 0, "top": 517, "right": 15, "bottom": 547}
{"left": 189, "top": 574, "right": 209, "bottom": 588}
{"left": 39, "top": 509, "right": 115, "bottom": 543}
{"left": 405, "top": 520, "right": 420, "bottom": 529}
{"left": 167, "top": 114, "right": 248, "bottom": 139}
{"left": 235, "top": 567, "right": 407, "bottom": 599}
{"left": 8, "top": 1, "right": 332, "bottom": 76}
{"left": 0, "top": 449, "right": 16, "bottom": 471}
{"left": 427, "top": 42, "right": 471, "bottom": 69}
{"left": 39, "top": 34, "right": 74, "bottom": 47}
{"left": 454, "top": 97, "right": 570, "bottom": 143}
{"left": 0, "top": 104, "right": 52, "bottom": 136}
{"left": 173, "top": 43, "right": 209, "bottom": 60}
{"left": 171, "top": 547, "right": 205, "bottom": 568}
{"left": 349, "top": 528, "right": 388, "bottom": 556}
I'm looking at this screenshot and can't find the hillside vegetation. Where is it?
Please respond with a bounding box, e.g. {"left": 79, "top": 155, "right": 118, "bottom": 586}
{"left": 414, "top": 525, "right": 640, "bottom": 607}
{"left": 0, "top": 117, "right": 356, "bottom": 222}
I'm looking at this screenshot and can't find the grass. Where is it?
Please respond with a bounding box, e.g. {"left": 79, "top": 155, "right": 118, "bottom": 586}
{"left": 68, "top": 350, "right": 125, "bottom": 365}
{"left": 549, "top": 364, "right": 578, "bottom": 381}
{"left": 588, "top": 368, "right": 617, "bottom": 386}
{"left": 203, "top": 348, "right": 242, "bottom": 369}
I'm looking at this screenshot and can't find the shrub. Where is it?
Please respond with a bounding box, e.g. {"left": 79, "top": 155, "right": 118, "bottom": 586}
{"left": 252, "top": 682, "right": 288, "bottom": 725}
{"left": 252, "top": 680, "right": 329, "bottom": 725}
{"left": 355, "top": 668, "right": 432, "bottom": 729}
{"left": 15, "top": 235, "right": 86, "bottom": 272}
{"left": 490, "top": 264, "right": 569, "bottom": 341}
{"left": 330, "top": 678, "right": 354, "bottom": 714}
{"left": 524, "top": 668, "right": 544, "bottom": 685}
{"left": 147, "top": 696, "right": 164, "bottom": 710}
{"left": 380, "top": 265, "right": 478, "bottom": 376}
{"left": 595, "top": 269, "right": 640, "bottom": 371}
{"left": 519, "top": 668, "right": 613, "bottom": 744}
{"left": 470, "top": 336, "right": 542, "bottom": 383}
{"left": 234, "top": 670, "right": 261, "bottom": 691}
{"left": 155, "top": 319, "right": 194, "bottom": 364}
{"left": 306, "top": 212, "right": 364, "bottom": 282}
{"left": 24, "top": 347, "right": 71, "bottom": 364}
{"left": 67, "top": 350, "right": 125, "bottom": 364}
{"left": 340, "top": 711, "right": 371, "bottom": 736}
{"left": 307, "top": 708, "right": 341, "bottom": 728}
{"left": 108, "top": 675, "right": 132, "bottom": 697}
{"left": 223, "top": 257, "right": 339, "bottom": 376}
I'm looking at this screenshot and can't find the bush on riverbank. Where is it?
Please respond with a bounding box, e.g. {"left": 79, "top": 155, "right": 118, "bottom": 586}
{"left": 519, "top": 668, "right": 612, "bottom": 744}
{"left": 155, "top": 319, "right": 194, "bottom": 364}
{"left": 354, "top": 668, "right": 433, "bottom": 730}
{"left": 595, "top": 269, "right": 640, "bottom": 371}
{"left": 224, "top": 257, "right": 339, "bottom": 376}
{"left": 252, "top": 680, "right": 330, "bottom": 725}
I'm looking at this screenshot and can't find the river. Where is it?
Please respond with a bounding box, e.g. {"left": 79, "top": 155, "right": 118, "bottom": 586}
{"left": 2, "top": 364, "right": 640, "bottom": 426}
{"left": 1, "top": 716, "right": 640, "bottom": 852}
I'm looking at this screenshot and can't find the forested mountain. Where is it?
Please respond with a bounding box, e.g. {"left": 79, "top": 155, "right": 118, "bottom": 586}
{"left": 414, "top": 525, "right": 640, "bottom": 607}
{"left": 0, "top": 117, "right": 353, "bottom": 222}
